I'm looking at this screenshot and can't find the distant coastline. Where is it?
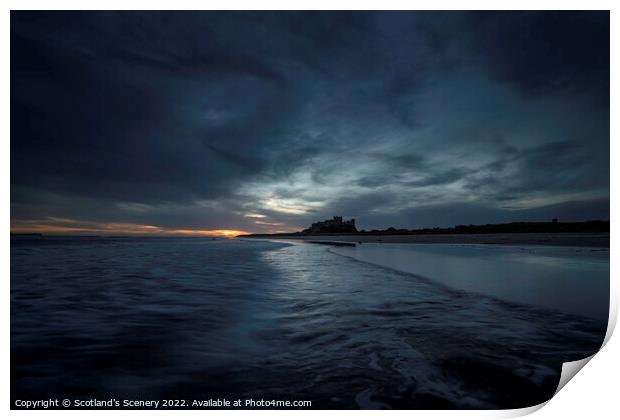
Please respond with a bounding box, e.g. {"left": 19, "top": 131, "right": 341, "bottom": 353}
{"left": 239, "top": 220, "right": 610, "bottom": 248}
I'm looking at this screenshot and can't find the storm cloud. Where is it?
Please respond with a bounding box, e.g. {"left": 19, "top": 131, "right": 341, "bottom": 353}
{"left": 11, "top": 11, "right": 609, "bottom": 234}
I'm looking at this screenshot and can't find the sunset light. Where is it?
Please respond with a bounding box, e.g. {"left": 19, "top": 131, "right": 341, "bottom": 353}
{"left": 10, "top": 220, "right": 250, "bottom": 238}
{"left": 168, "top": 229, "right": 250, "bottom": 238}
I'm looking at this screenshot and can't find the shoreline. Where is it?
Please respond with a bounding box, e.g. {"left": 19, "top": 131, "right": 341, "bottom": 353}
{"left": 327, "top": 241, "right": 609, "bottom": 321}
{"left": 241, "top": 232, "right": 609, "bottom": 248}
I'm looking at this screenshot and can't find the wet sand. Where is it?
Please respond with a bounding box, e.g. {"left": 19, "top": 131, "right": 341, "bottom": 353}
{"left": 243, "top": 232, "right": 609, "bottom": 248}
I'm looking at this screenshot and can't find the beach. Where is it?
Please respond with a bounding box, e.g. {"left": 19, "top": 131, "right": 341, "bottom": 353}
{"left": 243, "top": 232, "right": 609, "bottom": 248}
{"left": 244, "top": 232, "right": 611, "bottom": 321}
{"left": 328, "top": 242, "right": 610, "bottom": 321}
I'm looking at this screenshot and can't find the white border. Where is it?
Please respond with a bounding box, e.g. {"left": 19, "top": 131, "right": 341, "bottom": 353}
{"left": 3, "top": 2, "right": 617, "bottom": 419}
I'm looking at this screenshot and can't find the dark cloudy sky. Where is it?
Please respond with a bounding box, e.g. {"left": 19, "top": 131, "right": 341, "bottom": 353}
{"left": 11, "top": 11, "right": 609, "bottom": 235}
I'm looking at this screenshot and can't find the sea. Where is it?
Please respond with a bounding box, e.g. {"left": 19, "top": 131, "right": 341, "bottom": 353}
{"left": 10, "top": 236, "right": 609, "bottom": 409}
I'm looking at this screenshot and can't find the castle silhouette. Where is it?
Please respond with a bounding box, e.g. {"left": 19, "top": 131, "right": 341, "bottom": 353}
{"left": 302, "top": 216, "right": 357, "bottom": 234}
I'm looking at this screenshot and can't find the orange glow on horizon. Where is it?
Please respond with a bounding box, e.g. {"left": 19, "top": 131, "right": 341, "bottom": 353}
{"left": 168, "top": 229, "right": 250, "bottom": 238}
{"left": 11, "top": 221, "right": 251, "bottom": 238}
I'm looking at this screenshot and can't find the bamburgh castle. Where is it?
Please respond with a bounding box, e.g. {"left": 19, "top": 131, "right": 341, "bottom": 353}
{"left": 302, "top": 216, "right": 358, "bottom": 234}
